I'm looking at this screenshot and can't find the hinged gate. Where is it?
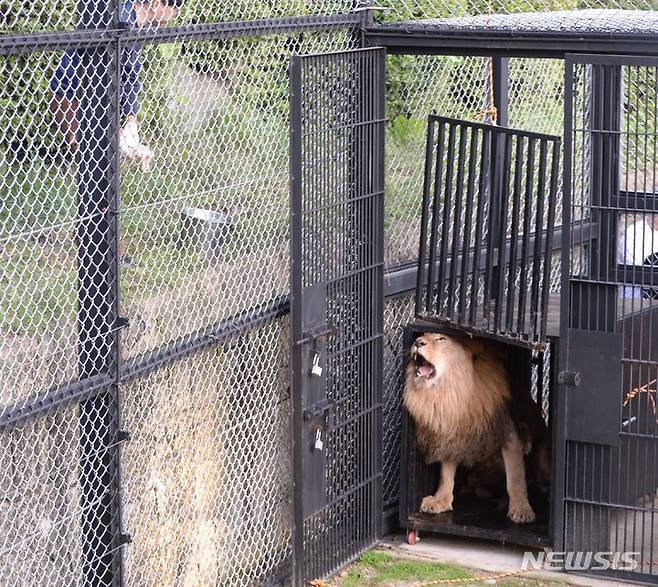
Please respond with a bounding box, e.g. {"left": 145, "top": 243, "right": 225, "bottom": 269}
{"left": 290, "top": 47, "right": 386, "bottom": 585}
{"left": 561, "top": 54, "right": 658, "bottom": 581}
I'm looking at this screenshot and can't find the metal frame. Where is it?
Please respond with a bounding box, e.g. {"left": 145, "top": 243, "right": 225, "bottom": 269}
{"left": 560, "top": 52, "right": 658, "bottom": 584}
{"left": 364, "top": 27, "right": 658, "bottom": 59}
{"left": 0, "top": 14, "right": 363, "bottom": 55}
{"left": 414, "top": 114, "right": 560, "bottom": 349}
{"left": 1, "top": 4, "right": 370, "bottom": 586}
{"left": 290, "top": 46, "right": 386, "bottom": 585}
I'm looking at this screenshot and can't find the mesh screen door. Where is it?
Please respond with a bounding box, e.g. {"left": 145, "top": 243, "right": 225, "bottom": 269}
{"left": 561, "top": 54, "right": 658, "bottom": 582}
{"left": 290, "top": 47, "right": 385, "bottom": 585}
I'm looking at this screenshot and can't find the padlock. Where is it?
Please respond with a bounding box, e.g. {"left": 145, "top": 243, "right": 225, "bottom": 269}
{"left": 314, "top": 427, "right": 324, "bottom": 452}
{"left": 311, "top": 353, "right": 323, "bottom": 377}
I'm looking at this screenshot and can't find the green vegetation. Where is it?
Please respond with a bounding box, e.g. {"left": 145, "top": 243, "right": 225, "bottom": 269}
{"left": 333, "top": 551, "right": 470, "bottom": 586}
{"left": 329, "top": 550, "right": 570, "bottom": 587}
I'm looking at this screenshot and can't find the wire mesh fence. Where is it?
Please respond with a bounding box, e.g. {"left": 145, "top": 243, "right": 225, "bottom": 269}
{"left": 1, "top": 5, "right": 359, "bottom": 584}
{"left": 4, "top": 0, "right": 658, "bottom": 584}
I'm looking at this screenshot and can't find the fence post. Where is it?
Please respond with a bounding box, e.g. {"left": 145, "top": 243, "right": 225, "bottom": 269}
{"left": 76, "top": 0, "right": 123, "bottom": 585}
{"left": 489, "top": 57, "right": 509, "bottom": 303}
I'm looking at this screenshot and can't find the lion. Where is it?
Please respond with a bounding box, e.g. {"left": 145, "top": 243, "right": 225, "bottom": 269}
{"left": 403, "top": 332, "right": 544, "bottom": 524}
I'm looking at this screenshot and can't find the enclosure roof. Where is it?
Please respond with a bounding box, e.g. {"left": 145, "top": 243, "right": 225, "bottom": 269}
{"left": 366, "top": 9, "right": 658, "bottom": 57}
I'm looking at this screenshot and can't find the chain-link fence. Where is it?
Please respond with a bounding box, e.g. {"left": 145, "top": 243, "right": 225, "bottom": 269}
{"left": 1, "top": 0, "right": 653, "bottom": 584}
{"left": 1, "top": 3, "right": 359, "bottom": 584}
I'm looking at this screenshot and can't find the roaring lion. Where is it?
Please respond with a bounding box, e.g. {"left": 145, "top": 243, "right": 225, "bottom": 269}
{"left": 403, "top": 332, "right": 545, "bottom": 524}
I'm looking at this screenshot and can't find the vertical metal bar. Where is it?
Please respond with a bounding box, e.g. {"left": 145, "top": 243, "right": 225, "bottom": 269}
{"left": 76, "top": 1, "right": 121, "bottom": 585}
{"left": 459, "top": 127, "right": 478, "bottom": 322}
{"left": 555, "top": 56, "right": 575, "bottom": 553}
{"left": 415, "top": 117, "right": 437, "bottom": 316}
{"left": 494, "top": 133, "right": 512, "bottom": 333}
{"left": 289, "top": 54, "right": 305, "bottom": 587}
{"left": 530, "top": 140, "right": 548, "bottom": 340}
{"left": 540, "top": 140, "right": 560, "bottom": 339}
{"left": 374, "top": 47, "right": 386, "bottom": 543}
{"left": 425, "top": 122, "right": 446, "bottom": 313}
{"left": 435, "top": 124, "right": 457, "bottom": 316}
{"left": 492, "top": 57, "right": 509, "bottom": 128}
{"left": 488, "top": 56, "right": 509, "bottom": 310}
{"left": 484, "top": 128, "right": 500, "bottom": 324}
{"left": 505, "top": 135, "right": 524, "bottom": 334}
{"left": 447, "top": 124, "right": 467, "bottom": 319}
{"left": 470, "top": 127, "right": 490, "bottom": 325}
{"left": 517, "top": 138, "right": 535, "bottom": 335}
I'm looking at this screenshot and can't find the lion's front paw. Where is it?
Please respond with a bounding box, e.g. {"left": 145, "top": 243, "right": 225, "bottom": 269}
{"left": 508, "top": 500, "right": 535, "bottom": 524}
{"left": 420, "top": 493, "right": 453, "bottom": 514}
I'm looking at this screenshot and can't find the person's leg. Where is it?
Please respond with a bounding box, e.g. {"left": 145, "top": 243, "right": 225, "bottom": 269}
{"left": 49, "top": 92, "right": 79, "bottom": 153}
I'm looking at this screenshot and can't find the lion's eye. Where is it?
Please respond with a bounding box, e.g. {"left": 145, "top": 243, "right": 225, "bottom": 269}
{"left": 438, "top": 336, "right": 446, "bottom": 341}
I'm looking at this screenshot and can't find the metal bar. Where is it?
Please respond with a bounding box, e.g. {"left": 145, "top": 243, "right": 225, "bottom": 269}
{"left": 425, "top": 122, "right": 446, "bottom": 312}
{"left": 375, "top": 46, "right": 386, "bottom": 544}
{"left": 122, "top": 297, "right": 291, "bottom": 382}
{"left": 415, "top": 117, "right": 437, "bottom": 316}
{"left": 108, "top": 24, "right": 124, "bottom": 586}
{"left": 0, "top": 14, "right": 362, "bottom": 55}
{"left": 0, "top": 373, "right": 114, "bottom": 432}
{"left": 459, "top": 127, "right": 478, "bottom": 321}
{"left": 494, "top": 133, "right": 512, "bottom": 333}
{"left": 470, "top": 127, "right": 490, "bottom": 324}
{"left": 363, "top": 30, "right": 658, "bottom": 59}
{"left": 447, "top": 124, "right": 467, "bottom": 319}
{"left": 75, "top": 0, "right": 119, "bottom": 583}
{"left": 289, "top": 54, "right": 305, "bottom": 587}
{"left": 492, "top": 57, "right": 509, "bottom": 127}
{"left": 428, "top": 114, "right": 559, "bottom": 142}
{"left": 554, "top": 53, "right": 576, "bottom": 555}
{"left": 0, "top": 295, "right": 288, "bottom": 432}
{"left": 505, "top": 135, "right": 524, "bottom": 333}
{"left": 540, "top": 140, "right": 561, "bottom": 339}
{"left": 517, "top": 138, "right": 536, "bottom": 334}
{"left": 435, "top": 123, "right": 457, "bottom": 315}
{"left": 530, "top": 140, "right": 549, "bottom": 338}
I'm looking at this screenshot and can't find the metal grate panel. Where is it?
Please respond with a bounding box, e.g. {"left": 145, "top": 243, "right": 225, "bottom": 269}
{"left": 415, "top": 115, "right": 560, "bottom": 348}
{"left": 561, "top": 53, "right": 658, "bottom": 582}
{"left": 290, "top": 47, "right": 385, "bottom": 585}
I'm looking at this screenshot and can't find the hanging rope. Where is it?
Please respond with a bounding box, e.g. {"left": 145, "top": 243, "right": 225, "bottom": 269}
{"left": 483, "top": 55, "right": 498, "bottom": 125}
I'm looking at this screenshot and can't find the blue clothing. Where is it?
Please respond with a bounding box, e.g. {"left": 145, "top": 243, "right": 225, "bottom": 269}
{"left": 50, "top": 2, "right": 141, "bottom": 117}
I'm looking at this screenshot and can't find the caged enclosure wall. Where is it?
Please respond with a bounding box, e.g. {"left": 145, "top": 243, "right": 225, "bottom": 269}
{"left": 2, "top": 1, "right": 658, "bottom": 586}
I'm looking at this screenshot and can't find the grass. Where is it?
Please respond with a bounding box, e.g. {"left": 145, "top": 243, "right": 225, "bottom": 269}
{"left": 331, "top": 551, "right": 470, "bottom": 586}
{"left": 328, "top": 550, "right": 569, "bottom": 587}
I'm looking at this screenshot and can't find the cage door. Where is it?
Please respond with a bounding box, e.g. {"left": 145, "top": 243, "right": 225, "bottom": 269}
{"left": 415, "top": 116, "right": 561, "bottom": 349}
{"left": 559, "top": 54, "right": 658, "bottom": 580}
{"left": 290, "top": 47, "right": 385, "bottom": 586}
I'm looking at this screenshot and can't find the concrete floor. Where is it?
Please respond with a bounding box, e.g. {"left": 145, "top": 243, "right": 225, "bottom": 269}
{"left": 380, "top": 534, "right": 632, "bottom": 586}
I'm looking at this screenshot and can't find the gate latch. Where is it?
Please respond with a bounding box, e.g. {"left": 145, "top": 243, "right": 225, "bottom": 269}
{"left": 558, "top": 371, "right": 581, "bottom": 386}
{"left": 295, "top": 324, "right": 336, "bottom": 346}
{"left": 303, "top": 398, "right": 335, "bottom": 421}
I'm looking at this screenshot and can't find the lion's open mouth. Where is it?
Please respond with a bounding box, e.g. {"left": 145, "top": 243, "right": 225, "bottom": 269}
{"left": 414, "top": 353, "right": 436, "bottom": 379}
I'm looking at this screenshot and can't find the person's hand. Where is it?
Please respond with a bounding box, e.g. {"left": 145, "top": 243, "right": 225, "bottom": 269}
{"left": 119, "top": 120, "right": 153, "bottom": 172}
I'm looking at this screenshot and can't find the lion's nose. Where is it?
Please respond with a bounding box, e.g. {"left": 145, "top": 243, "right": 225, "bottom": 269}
{"left": 414, "top": 338, "right": 426, "bottom": 348}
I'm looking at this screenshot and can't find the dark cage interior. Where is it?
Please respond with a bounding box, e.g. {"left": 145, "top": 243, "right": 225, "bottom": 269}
{"left": 400, "top": 115, "right": 561, "bottom": 547}
{"left": 399, "top": 324, "right": 556, "bottom": 548}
